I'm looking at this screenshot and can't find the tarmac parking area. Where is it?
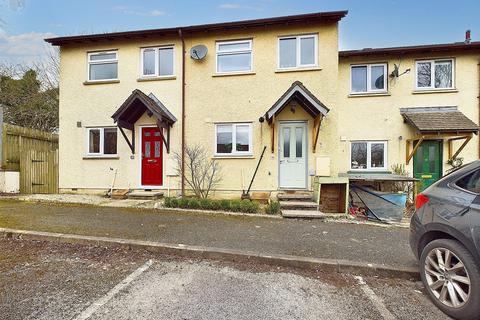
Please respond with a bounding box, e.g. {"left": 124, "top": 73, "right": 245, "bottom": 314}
{"left": 0, "top": 238, "right": 449, "bottom": 320}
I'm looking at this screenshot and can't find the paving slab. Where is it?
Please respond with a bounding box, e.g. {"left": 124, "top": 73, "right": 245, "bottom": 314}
{"left": 0, "top": 199, "right": 417, "bottom": 270}
{"left": 281, "top": 209, "right": 326, "bottom": 218}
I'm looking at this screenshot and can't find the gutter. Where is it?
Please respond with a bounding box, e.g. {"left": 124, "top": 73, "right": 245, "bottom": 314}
{"left": 179, "top": 29, "right": 186, "bottom": 196}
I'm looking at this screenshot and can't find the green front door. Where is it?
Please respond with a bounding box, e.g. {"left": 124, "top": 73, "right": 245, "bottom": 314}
{"left": 413, "top": 140, "right": 442, "bottom": 191}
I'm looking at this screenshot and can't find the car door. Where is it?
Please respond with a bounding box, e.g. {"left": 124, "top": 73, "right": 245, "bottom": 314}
{"left": 429, "top": 168, "right": 480, "bottom": 253}
{"left": 458, "top": 170, "right": 480, "bottom": 257}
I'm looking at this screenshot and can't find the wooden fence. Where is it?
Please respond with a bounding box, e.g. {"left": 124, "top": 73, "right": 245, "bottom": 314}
{"left": 19, "top": 149, "right": 59, "bottom": 194}
{"left": 2, "top": 124, "right": 59, "bottom": 194}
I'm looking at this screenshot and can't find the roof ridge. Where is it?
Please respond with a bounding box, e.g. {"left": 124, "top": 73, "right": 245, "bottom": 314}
{"left": 45, "top": 11, "right": 348, "bottom": 46}
{"left": 340, "top": 41, "right": 480, "bottom": 57}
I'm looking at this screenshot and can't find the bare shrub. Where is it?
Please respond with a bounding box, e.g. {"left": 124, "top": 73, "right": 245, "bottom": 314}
{"left": 174, "top": 145, "right": 222, "bottom": 198}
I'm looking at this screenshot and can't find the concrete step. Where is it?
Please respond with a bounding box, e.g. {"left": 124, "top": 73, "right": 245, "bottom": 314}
{"left": 282, "top": 210, "right": 325, "bottom": 219}
{"left": 277, "top": 193, "right": 313, "bottom": 202}
{"left": 128, "top": 190, "right": 164, "bottom": 200}
{"left": 279, "top": 201, "right": 319, "bottom": 210}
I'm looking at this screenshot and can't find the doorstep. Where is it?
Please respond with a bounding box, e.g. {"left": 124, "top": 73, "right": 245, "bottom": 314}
{"left": 281, "top": 210, "right": 325, "bottom": 219}
{"left": 128, "top": 190, "right": 164, "bottom": 200}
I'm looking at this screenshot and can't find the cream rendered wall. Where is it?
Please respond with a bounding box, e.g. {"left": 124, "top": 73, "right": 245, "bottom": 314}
{"left": 58, "top": 22, "right": 340, "bottom": 195}
{"left": 183, "top": 22, "right": 340, "bottom": 194}
{"left": 337, "top": 52, "right": 480, "bottom": 176}
{"left": 59, "top": 37, "right": 183, "bottom": 193}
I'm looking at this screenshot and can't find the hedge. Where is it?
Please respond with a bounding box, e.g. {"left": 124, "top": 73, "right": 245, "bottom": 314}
{"left": 264, "top": 201, "right": 281, "bottom": 215}
{"left": 164, "top": 197, "right": 260, "bottom": 214}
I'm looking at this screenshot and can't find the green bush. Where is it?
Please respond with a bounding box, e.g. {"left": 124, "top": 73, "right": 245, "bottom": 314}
{"left": 265, "top": 201, "right": 281, "bottom": 215}
{"left": 199, "top": 198, "right": 212, "bottom": 210}
{"left": 164, "top": 197, "right": 172, "bottom": 207}
{"left": 178, "top": 198, "right": 189, "bottom": 209}
{"left": 230, "top": 200, "right": 243, "bottom": 212}
{"left": 170, "top": 198, "right": 178, "bottom": 208}
{"left": 188, "top": 198, "right": 200, "bottom": 209}
{"left": 165, "top": 197, "right": 179, "bottom": 208}
{"left": 210, "top": 200, "right": 221, "bottom": 210}
{"left": 164, "top": 197, "right": 260, "bottom": 214}
{"left": 240, "top": 199, "right": 259, "bottom": 213}
{"left": 219, "top": 199, "right": 231, "bottom": 211}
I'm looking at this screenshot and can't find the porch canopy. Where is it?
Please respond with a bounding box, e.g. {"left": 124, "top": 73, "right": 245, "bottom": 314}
{"left": 111, "top": 89, "right": 177, "bottom": 154}
{"left": 401, "top": 106, "right": 479, "bottom": 164}
{"left": 264, "top": 81, "right": 330, "bottom": 153}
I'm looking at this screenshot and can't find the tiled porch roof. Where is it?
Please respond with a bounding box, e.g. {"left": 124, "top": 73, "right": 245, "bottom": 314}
{"left": 400, "top": 107, "right": 479, "bottom": 134}
{"left": 112, "top": 89, "right": 177, "bottom": 127}
{"left": 265, "top": 81, "right": 329, "bottom": 122}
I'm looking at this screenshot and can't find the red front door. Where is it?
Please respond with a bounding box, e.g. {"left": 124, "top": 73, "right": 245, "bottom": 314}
{"left": 141, "top": 127, "right": 163, "bottom": 186}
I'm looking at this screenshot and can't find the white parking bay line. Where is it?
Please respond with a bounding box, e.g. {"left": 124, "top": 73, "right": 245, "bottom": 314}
{"left": 74, "top": 259, "right": 154, "bottom": 320}
{"left": 354, "top": 276, "right": 396, "bottom": 320}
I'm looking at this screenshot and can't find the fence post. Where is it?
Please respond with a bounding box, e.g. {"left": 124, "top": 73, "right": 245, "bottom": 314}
{"left": 0, "top": 105, "right": 3, "bottom": 169}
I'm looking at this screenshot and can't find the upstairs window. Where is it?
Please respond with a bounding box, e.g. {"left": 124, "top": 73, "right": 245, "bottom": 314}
{"left": 215, "top": 123, "right": 252, "bottom": 156}
{"left": 416, "top": 59, "right": 454, "bottom": 90}
{"left": 141, "top": 46, "right": 174, "bottom": 77}
{"left": 351, "top": 141, "right": 387, "bottom": 170}
{"left": 87, "top": 127, "right": 117, "bottom": 156}
{"left": 216, "top": 40, "right": 253, "bottom": 73}
{"left": 88, "top": 51, "right": 118, "bottom": 81}
{"left": 350, "top": 64, "right": 387, "bottom": 93}
{"left": 278, "top": 34, "right": 317, "bottom": 69}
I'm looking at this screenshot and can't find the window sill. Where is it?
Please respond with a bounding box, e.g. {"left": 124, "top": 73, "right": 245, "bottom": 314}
{"left": 412, "top": 88, "right": 458, "bottom": 94}
{"left": 347, "top": 170, "right": 391, "bottom": 174}
{"left": 83, "top": 156, "right": 120, "bottom": 160}
{"left": 83, "top": 80, "right": 120, "bottom": 85}
{"left": 275, "top": 67, "right": 322, "bottom": 73}
{"left": 348, "top": 92, "right": 390, "bottom": 98}
{"left": 212, "top": 155, "right": 254, "bottom": 159}
{"left": 212, "top": 71, "right": 256, "bottom": 77}
{"left": 137, "top": 76, "right": 176, "bottom": 82}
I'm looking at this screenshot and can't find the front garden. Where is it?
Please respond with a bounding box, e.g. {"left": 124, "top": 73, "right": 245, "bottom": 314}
{"left": 164, "top": 197, "right": 280, "bottom": 215}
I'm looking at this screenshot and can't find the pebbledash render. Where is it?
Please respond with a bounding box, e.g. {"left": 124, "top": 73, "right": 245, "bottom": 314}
{"left": 46, "top": 11, "right": 480, "bottom": 199}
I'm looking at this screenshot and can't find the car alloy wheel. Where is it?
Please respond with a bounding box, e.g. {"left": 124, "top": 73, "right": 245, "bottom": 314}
{"left": 424, "top": 247, "right": 471, "bottom": 308}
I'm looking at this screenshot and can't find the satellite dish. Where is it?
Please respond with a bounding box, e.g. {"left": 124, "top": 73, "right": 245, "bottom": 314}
{"left": 190, "top": 45, "right": 208, "bottom": 60}
{"left": 390, "top": 64, "right": 400, "bottom": 78}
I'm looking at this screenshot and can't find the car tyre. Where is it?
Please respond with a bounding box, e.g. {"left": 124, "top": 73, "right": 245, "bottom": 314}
{"left": 420, "top": 239, "right": 480, "bottom": 320}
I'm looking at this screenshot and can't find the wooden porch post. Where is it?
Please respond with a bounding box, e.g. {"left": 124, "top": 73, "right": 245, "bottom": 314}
{"left": 270, "top": 116, "right": 275, "bottom": 153}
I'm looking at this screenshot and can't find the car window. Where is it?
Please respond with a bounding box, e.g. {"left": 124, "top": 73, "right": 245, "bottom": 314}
{"left": 456, "top": 169, "right": 480, "bottom": 194}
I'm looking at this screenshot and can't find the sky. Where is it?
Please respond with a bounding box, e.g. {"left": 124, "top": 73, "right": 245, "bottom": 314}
{"left": 1, "top": 0, "right": 479, "bottom": 64}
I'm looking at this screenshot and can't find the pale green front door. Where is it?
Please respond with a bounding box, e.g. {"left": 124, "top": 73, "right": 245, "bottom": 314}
{"left": 279, "top": 122, "right": 307, "bottom": 189}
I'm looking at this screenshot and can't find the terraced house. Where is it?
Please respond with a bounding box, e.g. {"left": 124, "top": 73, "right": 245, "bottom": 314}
{"left": 45, "top": 10, "right": 480, "bottom": 211}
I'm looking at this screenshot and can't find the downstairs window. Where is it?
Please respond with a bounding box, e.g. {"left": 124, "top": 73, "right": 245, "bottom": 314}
{"left": 351, "top": 141, "right": 387, "bottom": 170}
{"left": 215, "top": 123, "right": 252, "bottom": 156}
{"left": 86, "top": 127, "right": 117, "bottom": 156}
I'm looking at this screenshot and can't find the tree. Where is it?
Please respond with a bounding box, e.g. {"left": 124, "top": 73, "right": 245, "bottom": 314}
{"left": 0, "top": 48, "right": 59, "bottom": 132}
{"left": 174, "top": 145, "right": 222, "bottom": 198}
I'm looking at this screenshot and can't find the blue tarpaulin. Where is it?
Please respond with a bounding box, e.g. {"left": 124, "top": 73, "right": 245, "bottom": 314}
{"left": 349, "top": 185, "right": 405, "bottom": 223}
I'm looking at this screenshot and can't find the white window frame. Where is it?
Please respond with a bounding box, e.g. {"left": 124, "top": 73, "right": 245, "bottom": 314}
{"left": 140, "top": 46, "right": 174, "bottom": 78}
{"left": 350, "top": 140, "right": 388, "bottom": 171}
{"left": 85, "top": 127, "right": 118, "bottom": 157}
{"left": 87, "top": 51, "right": 118, "bottom": 82}
{"left": 215, "top": 39, "right": 253, "bottom": 74}
{"left": 415, "top": 58, "right": 454, "bottom": 90}
{"left": 277, "top": 34, "right": 318, "bottom": 70}
{"left": 214, "top": 123, "right": 253, "bottom": 156}
{"left": 350, "top": 63, "right": 387, "bottom": 94}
